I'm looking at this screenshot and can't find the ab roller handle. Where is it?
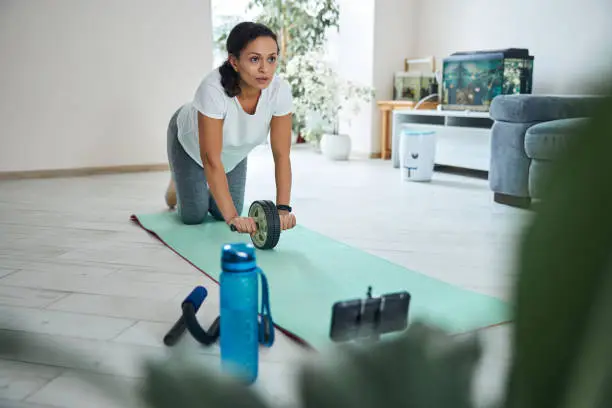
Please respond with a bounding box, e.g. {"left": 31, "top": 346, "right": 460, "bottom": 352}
{"left": 228, "top": 200, "right": 282, "bottom": 250}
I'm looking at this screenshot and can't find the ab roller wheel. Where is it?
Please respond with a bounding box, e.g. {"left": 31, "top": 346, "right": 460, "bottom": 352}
{"left": 248, "top": 200, "right": 281, "bottom": 250}
{"left": 230, "top": 200, "right": 282, "bottom": 250}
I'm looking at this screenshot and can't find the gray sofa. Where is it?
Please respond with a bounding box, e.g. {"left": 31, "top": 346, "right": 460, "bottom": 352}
{"left": 489, "top": 94, "right": 599, "bottom": 208}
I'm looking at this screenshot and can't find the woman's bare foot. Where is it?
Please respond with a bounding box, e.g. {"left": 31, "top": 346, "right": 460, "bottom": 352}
{"left": 165, "top": 178, "right": 177, "bottom": 209}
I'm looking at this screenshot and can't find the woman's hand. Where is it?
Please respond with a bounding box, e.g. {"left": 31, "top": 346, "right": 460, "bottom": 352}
{"left": 228, "top": 216, "right": 257, "bottom": 234}
{"left": 229, "top": 212, "right": 294, "bottom": 234}
{"left": 279, "top": 211, "right": 296, "bottom": 231}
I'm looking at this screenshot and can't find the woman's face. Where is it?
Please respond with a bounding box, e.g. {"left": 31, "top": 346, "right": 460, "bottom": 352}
{"left": 230, "top": 36, "right": 278, "bottom": 91}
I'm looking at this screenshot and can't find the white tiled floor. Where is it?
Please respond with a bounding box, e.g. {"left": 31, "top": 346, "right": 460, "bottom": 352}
{"left": 0, "top": 144, "right": 529, "bottom": 407}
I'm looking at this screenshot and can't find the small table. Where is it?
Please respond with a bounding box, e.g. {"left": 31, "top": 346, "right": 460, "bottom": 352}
{"left": 377, "top": 100, "right": 439, "bottom": 159}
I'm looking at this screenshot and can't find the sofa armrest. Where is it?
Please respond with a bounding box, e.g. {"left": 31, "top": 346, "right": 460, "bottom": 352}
{"left": 489, "top": 94, "right": 602, "bottom": 123}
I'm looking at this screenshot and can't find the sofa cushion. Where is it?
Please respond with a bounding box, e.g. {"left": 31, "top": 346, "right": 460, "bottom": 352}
{"left": 524, "top": 118, "right": 589, "bottom": 160}
{"left": 490, "top": 95, "right": 600, "bottom": 123}
{"left": 529, "top": 159, "right": 556, "bottom": 199}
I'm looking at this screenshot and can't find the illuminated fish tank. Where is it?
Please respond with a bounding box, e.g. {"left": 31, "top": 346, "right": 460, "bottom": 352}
{"left": 441, "top": 48, "right": 534, "bottom": 112}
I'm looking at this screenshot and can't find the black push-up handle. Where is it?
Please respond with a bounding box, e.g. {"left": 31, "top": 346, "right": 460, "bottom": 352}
{"left": 163, "top": 286, "right": 220, "bottom": 347}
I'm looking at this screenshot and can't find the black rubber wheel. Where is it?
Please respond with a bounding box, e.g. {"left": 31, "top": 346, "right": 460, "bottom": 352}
{"left": 248, "top": 200, "right": 281, "bottom": 250}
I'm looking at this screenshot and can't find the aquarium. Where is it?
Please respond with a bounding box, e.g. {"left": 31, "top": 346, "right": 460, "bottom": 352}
{"left": 441, "top": 48, "right": 534, "bottom": 111}
{"left": 393, "top": 72, "right": 437, "bottom": 102}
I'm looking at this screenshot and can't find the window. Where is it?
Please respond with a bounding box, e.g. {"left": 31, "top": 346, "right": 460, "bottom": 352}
{"left": 211, "top": 0, "right": 259, "bottom": 67}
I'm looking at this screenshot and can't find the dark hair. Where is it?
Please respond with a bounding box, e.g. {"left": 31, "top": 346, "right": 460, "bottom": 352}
{"left": 219, "top": 21, "right": 279, "bottom": 97}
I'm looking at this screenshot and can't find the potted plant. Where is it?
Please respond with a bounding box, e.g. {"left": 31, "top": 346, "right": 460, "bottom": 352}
{"left": 319, "top": 76, "right": 374, "bottom": 160}
{"left": 284, "top": 50, "right": 374, "bottom": 159}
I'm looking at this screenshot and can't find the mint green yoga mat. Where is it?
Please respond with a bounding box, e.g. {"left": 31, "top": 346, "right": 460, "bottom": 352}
{"left": 131, "top": 212, "right": 511, "bottom": 350}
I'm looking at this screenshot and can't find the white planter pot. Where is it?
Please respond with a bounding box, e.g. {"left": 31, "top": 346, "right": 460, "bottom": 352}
{"left": 320, "top": 133, "right": 351, "bottom": 160}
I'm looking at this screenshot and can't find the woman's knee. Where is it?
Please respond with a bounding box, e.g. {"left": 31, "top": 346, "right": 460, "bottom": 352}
{"left": 179, "top": 207, "right": 207, "bottom": 225}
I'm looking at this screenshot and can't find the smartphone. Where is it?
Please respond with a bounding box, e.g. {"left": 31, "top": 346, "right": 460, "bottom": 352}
{"left": 329, "top": 290, "right": 410, "bottom": 342}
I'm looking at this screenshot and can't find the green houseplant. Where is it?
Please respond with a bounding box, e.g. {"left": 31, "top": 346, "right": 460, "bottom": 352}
{"left": 284, "top": 49, "right": 373, "bottom": 158}
{"left": 245, "top": 0, "right": 339, "bottom": 69}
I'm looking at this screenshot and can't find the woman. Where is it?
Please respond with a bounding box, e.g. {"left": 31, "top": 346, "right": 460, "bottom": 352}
{"left": 165, "top": 22, "right": 297, "bottom": 234}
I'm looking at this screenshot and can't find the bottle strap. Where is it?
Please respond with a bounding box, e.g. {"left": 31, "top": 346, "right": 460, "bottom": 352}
{"left": 257, "top": 268, "right": 275, "bottom": 347}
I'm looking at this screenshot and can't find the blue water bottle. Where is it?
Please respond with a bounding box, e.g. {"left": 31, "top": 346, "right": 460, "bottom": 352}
{"left": 219, "top": 242, "right": 274, "bottom": 384}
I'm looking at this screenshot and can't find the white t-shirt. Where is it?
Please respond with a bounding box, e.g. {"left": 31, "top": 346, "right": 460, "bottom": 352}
{"left": 176, "top": 69, "right": 294, "bottom": 172}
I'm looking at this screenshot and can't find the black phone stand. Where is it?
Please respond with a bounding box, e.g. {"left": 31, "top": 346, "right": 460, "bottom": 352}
{"left": 329, "top": 286, "right": 410, "bottom": 343}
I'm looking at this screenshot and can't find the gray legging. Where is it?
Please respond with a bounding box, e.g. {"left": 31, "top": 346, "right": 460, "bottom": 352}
{"left": 167, "top": 106, "right": 247, "bottom": 225}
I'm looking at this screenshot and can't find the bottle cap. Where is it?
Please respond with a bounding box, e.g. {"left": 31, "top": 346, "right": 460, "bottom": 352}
{"left": 221, "top": 242, "right": 256, "bottom": 264}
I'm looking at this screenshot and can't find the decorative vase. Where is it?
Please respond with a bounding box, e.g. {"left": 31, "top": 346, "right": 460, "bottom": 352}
{"left": 321, "top": 133, "right": 351, "bottom": 160}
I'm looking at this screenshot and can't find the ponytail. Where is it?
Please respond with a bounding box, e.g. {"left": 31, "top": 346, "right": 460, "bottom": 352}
{"left": 219, "top": 59, "right": 241, "bottom": 97}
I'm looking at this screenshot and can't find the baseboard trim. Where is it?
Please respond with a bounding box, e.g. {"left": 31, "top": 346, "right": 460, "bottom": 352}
{"left": 0, "top": 163, "right": 169, "bottom": 180}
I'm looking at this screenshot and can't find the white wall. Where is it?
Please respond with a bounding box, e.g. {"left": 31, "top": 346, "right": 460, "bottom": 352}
{"left": 0, "top": 0, "right": 213, "bottom": 172}
{"left": 371, "top": 0, "right": 418, "bottom": 153}
{"left": 413, "top": 0, "right": 612, "bottom": 95}
{"left": 334, "top": 0, "right": 375, "bottom": 156}
{"left": 334, "top": 0, "right": 418, "bottom": 156}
